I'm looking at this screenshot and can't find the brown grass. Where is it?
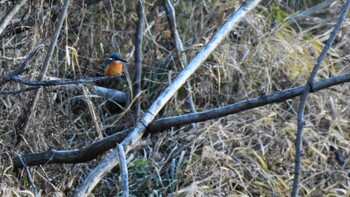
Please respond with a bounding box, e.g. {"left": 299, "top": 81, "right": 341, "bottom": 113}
{"left": 1, "top": 0, "right": 350, "bottom": 196}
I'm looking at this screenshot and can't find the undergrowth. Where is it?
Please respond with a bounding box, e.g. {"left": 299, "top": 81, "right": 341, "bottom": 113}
{"left": 1, "top": 0, "right": 349, "bottom": 196}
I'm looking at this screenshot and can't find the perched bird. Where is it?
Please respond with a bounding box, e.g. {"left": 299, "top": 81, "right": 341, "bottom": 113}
{"left": 97, "top": 52, "right": 129, "bottom": 91}
{"left": 103, "top": 53, "right": 128, "bottom": 76}
{"left": 98, "top": 53, "right": 129, "bottom": 113}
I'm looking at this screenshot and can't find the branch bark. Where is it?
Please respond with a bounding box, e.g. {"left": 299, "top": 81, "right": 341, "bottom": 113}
{"left": 0, "top": 0, "right": 28, "bottom": 35}
{"left": 133, "top": 0, "right": 145, "bottom": 121}
{"left": 164, "top": 0, "right": 197, "bottom": 126}
{"left": 12, "top": 75, "right": 123, "bottom": 86}
{"left": 12, "top": 73, "right": 350, "bottom": 170}
{"left": 117, "top": 144, "right": 129, "bottom": 197}
{"left": 21, "top": 0, "right": 70, "bottom": 143}
{"left": 291, "top": 1, "right": 350, "bottom": 196}
{"left": 0, "top": 44, "right": 44, "bottom": 86}
{"left": 75, "top": 1, "right": 259, "bottom": 195}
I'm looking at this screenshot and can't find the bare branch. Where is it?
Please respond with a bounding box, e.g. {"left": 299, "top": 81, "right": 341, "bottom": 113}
{"left": 48, "top": 78, "right": 128, "bottom": 106}
{"left": 91, "top": 85, "right": 128, "bottom": 106}
{"left": 143, "top": 1, "right": 179, "bottom": 35}
{"left": 12, "top": 75, "right": 123, "bottom": 86}
{"left": 264, "top": 0, "right": 336, "bottom": 37}
{"left": 13, "top": 129, "right": 130, "bottom": 169}
{"left": 164, "top": 0, "right": 197, "bottom": 126}
{"left": 0, "top": 0, "right": 105, "bottom": 37}
{"left": 149, "top": 73, "right": 350, "bottom": 132}
{"left": 21, "top": 0, "right": 70, "bottom": 136}
{"left": 75, "top": 1, "right": 258, "bottom": 195}
{"left": 291, "top": 1, "right": 350, "bottom": 196}
{"left": 0, "top": 87, "right": 40, "bottom": 94}
{"left": 18, "top": 154, "right": 38, "bottom": 197}
{"left": 0, "top": 44, "right": 44, "bottom": 86}
{"left": 133, "top": 0, "right": 145, "bottom": 121}
{"left": 117, "top": 144, "right": 129, "bottom": 197}
{"left": 41, "top": 0, "right": 70, "bottom": 80}
{"left": 0, "top": 0, "right": 28, "bottom": 35}
{"left": 12, "top": 73, "right": 350, "bottom": 169}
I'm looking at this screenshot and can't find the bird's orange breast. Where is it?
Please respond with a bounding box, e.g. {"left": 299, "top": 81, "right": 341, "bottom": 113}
{"left": 104, "top": 61, "right": 123, "bottom": 76}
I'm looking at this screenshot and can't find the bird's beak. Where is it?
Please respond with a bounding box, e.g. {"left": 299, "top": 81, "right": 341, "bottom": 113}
{"left": 119, "top": 57, "right": 128, "bottom": 63}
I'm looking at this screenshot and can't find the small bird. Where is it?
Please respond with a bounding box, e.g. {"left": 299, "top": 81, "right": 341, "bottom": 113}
{"left": 98, "top": 52, "right": 128, "bottom": 91}
{"left": 103, "top": 53, "right": 128, "bottom": 76}
{"left": 98, "top": 53, "right": 129, "bottom": 114}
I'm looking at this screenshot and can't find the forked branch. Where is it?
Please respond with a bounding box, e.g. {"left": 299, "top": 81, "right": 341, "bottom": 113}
{"left": 74, "top": 1, "right": 262, "bottom": 196}
{"left": 12, "top": 73, "right": 350, "bottom": 169}
{"left": 291, "top": 0, "right": 350, "bottom": 196}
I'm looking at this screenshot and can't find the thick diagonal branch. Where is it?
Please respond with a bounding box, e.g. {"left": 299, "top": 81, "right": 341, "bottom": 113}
{"left": 12, "top": 73, "right": 350, "bottom": 170}
{"left": 77, "top": 1, "right": 259, "bottom": 195}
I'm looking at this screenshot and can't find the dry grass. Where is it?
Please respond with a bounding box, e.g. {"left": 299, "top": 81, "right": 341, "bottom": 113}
{"left": 1, "top": 0, "right": 350, "bottom": 196}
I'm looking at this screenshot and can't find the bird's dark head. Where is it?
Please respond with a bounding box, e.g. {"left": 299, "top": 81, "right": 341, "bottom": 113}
{"left": 109, "top": 53, "right": 127, "bottom": 63}
{"left": 103, "top": 53, "right": 127, "bottom": 68}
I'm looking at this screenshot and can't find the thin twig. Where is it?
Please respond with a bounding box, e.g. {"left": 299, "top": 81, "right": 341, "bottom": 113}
{"left": 41, "top": 0, "right": 70, "bottom": 80}
{"left": 1, "top": 75, "right": 124, "bottom": 96}
{"left": 0, "top": 87, "right": 40, "bottom": 94}
{"left": 12, "top": 73, "right": 350, "bottom": 169}
{"left": 117, "top": 144, "right": 129, "bottom": 197}
{"left": 143, "top": 1, "right": 179, "bottom": 35}
{"left": 170, "top": 158, "right": 176, "bottom": 185}
{"left": 291, "top": 1, "right": 350, "bottom": 196}
{"left": 21, "top": 0, "right": 69, "bottom": 135}
{"left": 287, "top": 0, "right": 335, "bottom": 22}
{"left": 133, "top": 0, "right": 144, "bottom": 122}
{"left": 164, "top": 0, "right": 197, "bottom": 128}
{"left": 12, "top": 75, "right": 123, "bottom": 86}
{"left": 74, "top": 1, "right": 261, "bottom": 196}
{"left": 0, "top": 0, "right": 28, "bottom": 35}
{"left": 0, "top": 44, "right": 44, "bottom": 85}
{"left": 18, "top": 154, "right": 38, "bottom": 197}
{"left": 0, "top": 1, "right": 103, "bottom": 38}
{"left": 263, "top": 0, "right": 335, "bottom": 37}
